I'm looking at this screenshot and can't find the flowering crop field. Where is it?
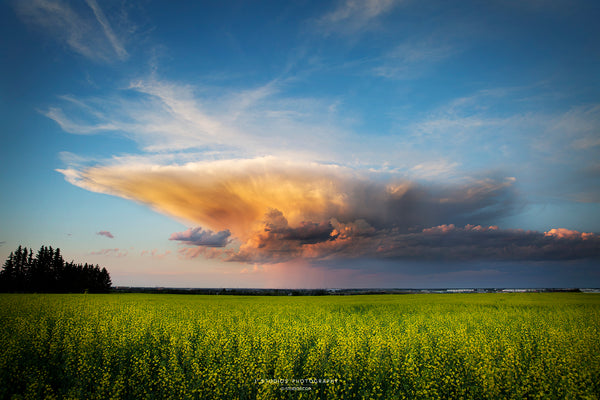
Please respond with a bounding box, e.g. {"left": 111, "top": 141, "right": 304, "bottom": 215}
{"left": 1, "top": 293, "right": 599, "bottom": 399}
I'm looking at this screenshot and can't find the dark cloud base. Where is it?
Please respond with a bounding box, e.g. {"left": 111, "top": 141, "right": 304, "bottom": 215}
{"left": 170, "top": 227, "right": 231, "bottom": 247}
{"left": 173, "top": 214, "right": 599, "bottom": 265}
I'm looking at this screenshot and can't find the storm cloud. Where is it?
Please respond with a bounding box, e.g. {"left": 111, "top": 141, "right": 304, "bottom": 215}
{"left": 59, "top": 157, "right": 517, "bottom": 237}
{"left": 182, "top": 215, "right": 599, "bottom": 264}
{"left": 58, "top": 157, "right": 599, "bottom": 265}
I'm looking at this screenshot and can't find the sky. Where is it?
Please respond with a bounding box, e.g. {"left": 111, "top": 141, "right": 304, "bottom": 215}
{"left": 1, "top": 0, "right": 599, "bottom": 288}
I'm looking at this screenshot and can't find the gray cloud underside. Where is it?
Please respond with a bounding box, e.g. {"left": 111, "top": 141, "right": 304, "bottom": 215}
{"left": 207, "top": 222, "right": 600, "bottom": 264}
{"left": 170, "top": 227, "right": 231, "bottom": 248}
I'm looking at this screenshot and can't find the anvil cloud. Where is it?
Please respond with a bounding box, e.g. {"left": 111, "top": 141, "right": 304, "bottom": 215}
{"left": 58, "top": 157, "right": 517, "bottom": 237}
{"left": 57, "top": 157, "right": 598, "bottom": 265}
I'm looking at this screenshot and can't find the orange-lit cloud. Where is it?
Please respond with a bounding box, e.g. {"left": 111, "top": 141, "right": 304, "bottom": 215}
{"left": 58, "top": 158, "right": 357, "bottom": 241}
{"left": 58, "top": 157, "right": 517, "bottom": 241}
{"left": 544, "top": 228, "right": 593, "bottom": 240}
{"left": 58, "top": 157, "right": 600, "bottom": 264}
{"left": 56, "top": 157, "right": 600, "bottom": 264}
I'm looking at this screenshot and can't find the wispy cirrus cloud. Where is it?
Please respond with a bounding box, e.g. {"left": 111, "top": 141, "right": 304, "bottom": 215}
{"left": 408, "top": 160, "right": 461, "bottom": 180}
{"left": 373, "top": 38, "right": 458, "bottom": 80}
{"left": 14, "top": 0, "right": 129, "bottom": 62}
{"left": 315, "top": 0, "right": 402, "bottom": 36}
{"left": 544, "top": 104, "right": 600, "bottom": 151}
{"left": 44, "top": 77, "right": 347, "bottom": 159}
{"left": 84, "top": 0, "right": 127, "bottom": 59}
{"left": 140, "top": 249, "right": 171, "bottom": 259}
{"left": 89, "top": 248, "right": 127, "bottom": 257}
{"left": 406, "top": 90, "right": 600, "bottom": 182}
{"left": 410, "top": 89, "right": 600, "bottom": 150}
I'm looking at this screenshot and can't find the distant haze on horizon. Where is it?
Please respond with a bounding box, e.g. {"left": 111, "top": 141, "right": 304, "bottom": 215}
{"left": 1, "top": 0, "right": 599, "bottom": 288}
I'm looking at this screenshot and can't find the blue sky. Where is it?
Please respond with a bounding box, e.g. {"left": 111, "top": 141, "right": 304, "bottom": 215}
{"left": 1, "top": 0, "right": 599, "bottom": 288}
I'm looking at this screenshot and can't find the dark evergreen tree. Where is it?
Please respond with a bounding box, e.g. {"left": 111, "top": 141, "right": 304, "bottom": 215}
{"left": 0, "top": 252, "right": 16, "bottom": 291}
{"left": 99, "top": 267, "right": 112, "bottom": 290}
{"left": 0, "top": 245, "right": 112, "bottom": 293}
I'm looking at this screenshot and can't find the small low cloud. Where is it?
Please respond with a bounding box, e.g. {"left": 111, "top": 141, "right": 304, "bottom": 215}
{"left": 97, "top": 230, "right": 114, "bottom": 239}
{"left": 544, "top": 228, "right": 594, "bottom": 240}
{"left": 170, "top": 227, "right": 231, "bottom": 247}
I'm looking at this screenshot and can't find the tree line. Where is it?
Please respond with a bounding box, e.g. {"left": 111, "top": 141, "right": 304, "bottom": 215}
{"left": 0, "top": 245, "right": 112, "bottom": 293}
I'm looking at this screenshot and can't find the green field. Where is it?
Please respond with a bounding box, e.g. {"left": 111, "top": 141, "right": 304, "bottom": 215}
{"left": 1, "top": 293, "right": 599, "bottom": 399}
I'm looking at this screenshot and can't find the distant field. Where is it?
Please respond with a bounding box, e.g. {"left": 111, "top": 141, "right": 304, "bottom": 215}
{"left": 1, "top": 293, "right": 599, "bottom": 399}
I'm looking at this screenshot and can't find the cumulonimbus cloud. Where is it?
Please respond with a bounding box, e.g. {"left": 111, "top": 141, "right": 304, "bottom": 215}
{"left": 58, "top": 157, "right": 599, "bottom": 264}
{"left": 58, "top": 157, "right": 517, "bottom": 238}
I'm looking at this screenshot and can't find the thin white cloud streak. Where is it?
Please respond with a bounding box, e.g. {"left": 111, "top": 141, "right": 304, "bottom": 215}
{"left": 44, "top": 107, "right": 120, "bottom": 134}
{"left": 84, "top": 0, "right": 128, "bottom": 59}
{"left": 402, "top": 91, "right": 600, "bottom": 204}
{"left": 89, "top": 248, "right": 128, "bottom": 257}
{"left": 44, "top": 79, "right": 239, "bottom": 150}
{"left": 408, "top": 90, "right": 600, "bottom": 157}
{"left": 14, "top": 0, "right": 128, "bottom": 62}
{"left": 126, "top": 79, "right": 237, "bottom": 151}
{"left": 409, "top": 161, "right": 461, "bottom": 180}
{"left": 373, "top": 38, "right": 458, "bottom": 80}
{"left": 46, "top": 73, "right": 599, "bottom": 205}
{"left": 315, "top": 0, "right": 402, "bottom": 35}
{"left": 407, "top": 90, "right": 516, "bottom": 140}
{"left": 140, "top": 249, "right": 171, "bottom": 259}
{"left": 45, "top": 77, "right": 350, "bottom": 160}
{"left": 548, "top": 104, "right": 600, "bottom": 151}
